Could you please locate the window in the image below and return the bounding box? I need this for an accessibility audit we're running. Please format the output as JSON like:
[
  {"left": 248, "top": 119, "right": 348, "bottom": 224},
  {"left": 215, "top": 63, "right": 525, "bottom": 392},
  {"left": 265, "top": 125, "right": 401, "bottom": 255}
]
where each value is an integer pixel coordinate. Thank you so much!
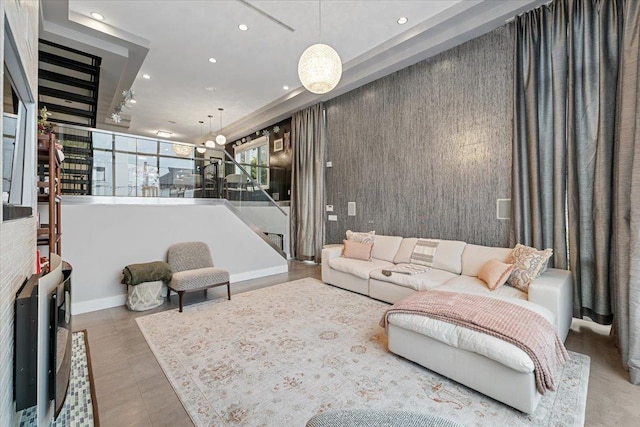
[
  {"left": 2, "top": 21, "right": 36, "bottom": 221},
  {"left": 234, "top": 136, "right": 269, "bottom": 188}
]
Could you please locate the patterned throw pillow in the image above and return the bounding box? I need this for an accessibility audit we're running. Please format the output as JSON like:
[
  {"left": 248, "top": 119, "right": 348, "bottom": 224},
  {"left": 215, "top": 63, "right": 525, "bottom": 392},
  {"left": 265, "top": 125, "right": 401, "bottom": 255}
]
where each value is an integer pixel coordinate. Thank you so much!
[
  {"left": 506, "top": 244, "right": 553, "bottom": 292},
  {"left": 345, "top": 230, "right": 375, "bottom": 244},
  {"left": 341, "top": 240, "right": 374, "bottom": 261},
  {"left": 478, "top": 259, "right": 515, "bottom": 291},
  {"left": 410, "top": 239, "right": 440, "bottom": 267}
]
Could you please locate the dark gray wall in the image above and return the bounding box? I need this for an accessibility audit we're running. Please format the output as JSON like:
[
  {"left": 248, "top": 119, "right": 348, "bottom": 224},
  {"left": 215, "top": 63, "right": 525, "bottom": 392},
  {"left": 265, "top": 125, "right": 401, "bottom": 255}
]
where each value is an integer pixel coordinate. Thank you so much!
[{"left": 325, "top": 26, "right": 513, "bottom": 247}]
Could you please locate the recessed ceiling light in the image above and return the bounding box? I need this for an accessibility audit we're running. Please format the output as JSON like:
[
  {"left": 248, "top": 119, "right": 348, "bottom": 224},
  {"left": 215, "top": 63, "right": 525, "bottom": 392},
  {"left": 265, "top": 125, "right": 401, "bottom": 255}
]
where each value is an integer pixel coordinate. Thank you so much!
[
  {"left": 90, "top": 12, "right": 105, "bottom": 21},
  {"left": 238, "top": 24, "right": 249, "bottom": 31},
  {"left": 208, "top": 57, "right": 217, "bottom": 63},
  {"left": 283, "top": 85, "right": 289, "bottom": 90},
  {"left": 156, "top": 131, "right": 172, "bottom": 138},
  {"left": 142, "top": 74, "right": 151, "bottom": 79},
  {"left": 205, "top": 86, "right": 215, "bottom": 91},
  {"left": 397, "top": 17, "right": 408, "bottom": 25}
]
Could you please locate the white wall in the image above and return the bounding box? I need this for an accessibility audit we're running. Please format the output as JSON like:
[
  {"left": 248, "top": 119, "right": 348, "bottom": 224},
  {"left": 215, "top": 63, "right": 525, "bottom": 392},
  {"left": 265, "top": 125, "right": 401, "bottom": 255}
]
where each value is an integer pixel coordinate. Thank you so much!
[
  {"left": 0, "top": 1, "right": 39, "bottom": 426},
  {"left": 229, "top": 203, "right": 290, "bottom": 256},
  {"left": 62, "top": 198, "right": 288, "bottom": 314}
]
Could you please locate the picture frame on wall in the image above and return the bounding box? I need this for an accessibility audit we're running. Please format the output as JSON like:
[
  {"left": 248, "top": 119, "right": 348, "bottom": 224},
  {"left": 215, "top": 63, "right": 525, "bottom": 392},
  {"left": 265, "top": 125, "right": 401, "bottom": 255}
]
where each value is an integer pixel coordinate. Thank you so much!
[
  {"left": 274, "top": 138, "right": 284, "bottom": 152},
  {"left": 284, "top": 132, "right": 291, "bottom": 152}
]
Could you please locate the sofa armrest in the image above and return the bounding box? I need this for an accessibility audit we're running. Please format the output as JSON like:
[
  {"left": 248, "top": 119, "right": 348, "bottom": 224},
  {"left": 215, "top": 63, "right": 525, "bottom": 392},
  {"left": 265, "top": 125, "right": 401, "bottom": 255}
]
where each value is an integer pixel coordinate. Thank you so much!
[
  {"left": 528, "top": 268, "right": 573, "bottom": 342},
  {"left": 322, "top": 245, "right": 343, "bottom": 284}
]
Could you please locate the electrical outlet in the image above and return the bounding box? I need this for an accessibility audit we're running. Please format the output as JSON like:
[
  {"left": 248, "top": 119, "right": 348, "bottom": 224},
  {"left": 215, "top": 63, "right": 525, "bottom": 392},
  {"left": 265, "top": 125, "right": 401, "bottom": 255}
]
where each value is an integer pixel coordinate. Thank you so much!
[
  {"left": 326, "top": 205, "right": 334, "bottom": 212},
  {"left": 326, "top": 161, "right": 333, "bottom": 167},
  {"left": 328, "top": 215, "right": 338, "bottom": 221}
]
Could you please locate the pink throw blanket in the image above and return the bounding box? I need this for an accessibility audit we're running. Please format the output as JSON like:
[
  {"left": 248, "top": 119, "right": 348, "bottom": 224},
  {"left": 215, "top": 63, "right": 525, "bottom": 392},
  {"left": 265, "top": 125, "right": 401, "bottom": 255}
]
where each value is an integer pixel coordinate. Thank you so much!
[{"left": 380, "top": 290, "right": 569, "bottom": 394}]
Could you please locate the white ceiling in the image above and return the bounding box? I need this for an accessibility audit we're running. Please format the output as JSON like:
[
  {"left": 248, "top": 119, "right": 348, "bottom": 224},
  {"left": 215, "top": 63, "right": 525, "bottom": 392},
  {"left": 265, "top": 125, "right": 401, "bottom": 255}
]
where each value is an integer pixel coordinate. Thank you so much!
[{"left": 40, "top": 0, "right": 547, "bottom": 145}]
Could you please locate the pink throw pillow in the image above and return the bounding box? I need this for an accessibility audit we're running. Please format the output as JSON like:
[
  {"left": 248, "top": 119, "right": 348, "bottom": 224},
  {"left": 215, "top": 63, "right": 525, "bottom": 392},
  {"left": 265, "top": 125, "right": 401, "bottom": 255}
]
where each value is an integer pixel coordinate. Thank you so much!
[
  {"left": 342, "top": 239, "right": 373, "bottom": 261},
  {"left": 478, "top": 259, "right": 515, "bottom": 291}
]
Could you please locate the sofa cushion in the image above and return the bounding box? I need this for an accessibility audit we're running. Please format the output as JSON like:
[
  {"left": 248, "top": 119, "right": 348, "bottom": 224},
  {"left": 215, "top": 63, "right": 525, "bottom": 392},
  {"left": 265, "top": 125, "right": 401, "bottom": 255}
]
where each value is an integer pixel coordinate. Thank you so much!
[
  {"left": 328, "top": 257, "right": 393, "bottom": 280},
  {"left": 370, "top": 265, "right": 457, "bottom": 291},
  {"left": 478, "top": 259, "right": 514, "bottom": 290},
  {"left": 461, "top": 244, "right": 513, "bottom": 277},
  {"left": 393, "top": 238, "right": 418, "bottom": 264},
  {"left": 346, "top": 230, "right": 375, "bottom": 243},
  {"left": 439, "top": 275, "right": 528, "bottom": 301},
  {"left": 506, "top": 244, "right": 553, "bottom": 293},
  {"left": 341, "top": 240, "right": 373, "bottom": 261},
  {"left": 432, "top": 240, "right": 467, "bottom": 274},
  {"left": 371, "top": 235, "right": 403, "bottom": 263}
]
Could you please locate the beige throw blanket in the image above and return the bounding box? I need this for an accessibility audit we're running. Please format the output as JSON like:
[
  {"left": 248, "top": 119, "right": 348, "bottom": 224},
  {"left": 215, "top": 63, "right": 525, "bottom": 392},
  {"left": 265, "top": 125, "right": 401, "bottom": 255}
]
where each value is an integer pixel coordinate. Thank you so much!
[{"left": 380, "top": 290, "right": 569, "bottom": 394}]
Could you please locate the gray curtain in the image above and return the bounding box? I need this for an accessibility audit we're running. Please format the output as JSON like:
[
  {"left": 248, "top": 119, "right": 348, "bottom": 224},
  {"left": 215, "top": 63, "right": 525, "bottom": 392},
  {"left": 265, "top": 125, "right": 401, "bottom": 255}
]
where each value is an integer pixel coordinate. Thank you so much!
[
  {"left": 511, "top": 1, "right": 569, "bottom": 271},
  {"left": 565, "top": 0, "right": 621, "bottom": 324},
  {"left": 290, "top": 103, "right": 326, "bottom": 263},
  {"left": 612, "top": 0, "right": 640, "bottom": 385},
  {"left": 514, "top": 0, "right": 640, "bottom": 384}
]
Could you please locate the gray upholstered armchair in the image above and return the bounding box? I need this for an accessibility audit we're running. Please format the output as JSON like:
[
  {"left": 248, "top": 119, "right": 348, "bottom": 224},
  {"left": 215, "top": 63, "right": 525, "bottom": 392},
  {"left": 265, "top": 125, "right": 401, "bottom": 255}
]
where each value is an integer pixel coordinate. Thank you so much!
[{"left": 166, "top": 241, "right": 230, "bottom": 312}]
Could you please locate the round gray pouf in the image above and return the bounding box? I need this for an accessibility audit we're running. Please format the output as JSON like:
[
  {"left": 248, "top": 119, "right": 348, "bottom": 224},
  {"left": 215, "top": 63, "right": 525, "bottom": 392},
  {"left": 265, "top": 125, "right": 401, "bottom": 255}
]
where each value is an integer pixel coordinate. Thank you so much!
[{"left": 305, "top": 409, "right": 465, "bottom": 427}]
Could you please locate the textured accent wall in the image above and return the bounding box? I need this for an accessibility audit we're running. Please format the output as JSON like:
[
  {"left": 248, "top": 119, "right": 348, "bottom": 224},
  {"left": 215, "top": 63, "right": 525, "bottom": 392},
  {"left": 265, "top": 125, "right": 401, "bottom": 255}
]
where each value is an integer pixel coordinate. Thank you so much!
[
  {"left": 1, "top": 1, "right": 39, "bottom": 426},
  {"left": 325, "top": 26, "right": 513, "bottom": 247}
]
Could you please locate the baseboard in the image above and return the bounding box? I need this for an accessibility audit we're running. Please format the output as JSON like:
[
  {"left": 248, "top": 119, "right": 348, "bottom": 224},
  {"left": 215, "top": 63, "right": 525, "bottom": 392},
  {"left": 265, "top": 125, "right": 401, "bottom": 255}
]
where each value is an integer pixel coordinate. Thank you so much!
[
  {"left": 72, "top": 294, "right": 127, "bottom": 315},
  {"left": 71, "top": 264, "right": 289, "bottom": 314},
  {"left": 229, "top": 264, "right": 288, "bottom": 282}
]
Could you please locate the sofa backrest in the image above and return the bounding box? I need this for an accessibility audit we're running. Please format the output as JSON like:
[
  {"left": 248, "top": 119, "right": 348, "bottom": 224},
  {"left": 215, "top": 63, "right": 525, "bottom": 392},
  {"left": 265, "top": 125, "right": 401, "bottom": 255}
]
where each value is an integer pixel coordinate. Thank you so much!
[
  {"left": 432, "top": 240, "right": 467, "bottom": 275},
  {"left": 371, "top": 235, "right": 403, "bottom": 262},
  {"left": 393, "top": 238, "right": 466, "bottom": 275},
  {"left": 461, "top": 244, "right": 513, "bottom": 277},
  {"left": 393, "top": 238, "right": 419, "bottom": 264}
]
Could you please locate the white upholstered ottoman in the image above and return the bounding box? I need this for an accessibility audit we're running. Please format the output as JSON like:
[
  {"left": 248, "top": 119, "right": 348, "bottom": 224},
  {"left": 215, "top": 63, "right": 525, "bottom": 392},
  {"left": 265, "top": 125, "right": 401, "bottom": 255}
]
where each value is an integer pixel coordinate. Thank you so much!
[{"left": 385, "top": 294, "right": 562, "bottom": 414}]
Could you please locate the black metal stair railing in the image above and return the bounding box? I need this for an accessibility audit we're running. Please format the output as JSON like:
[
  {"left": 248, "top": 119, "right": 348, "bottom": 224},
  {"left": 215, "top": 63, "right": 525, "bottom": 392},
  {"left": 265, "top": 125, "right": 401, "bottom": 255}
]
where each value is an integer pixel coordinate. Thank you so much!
[{"left": 38, "top": 39, "right": 101, "bottom": 195}]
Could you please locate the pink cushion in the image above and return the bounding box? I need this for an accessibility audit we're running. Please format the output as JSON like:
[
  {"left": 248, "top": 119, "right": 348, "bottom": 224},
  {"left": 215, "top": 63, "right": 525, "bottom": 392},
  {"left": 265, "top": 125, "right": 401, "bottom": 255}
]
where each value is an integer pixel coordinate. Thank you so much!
[
  {"left": 341, "top": 240, "right": 373, "bottom": 261},
  {"left": 478, "top": 259, "right": 514, "bottom": 291}
]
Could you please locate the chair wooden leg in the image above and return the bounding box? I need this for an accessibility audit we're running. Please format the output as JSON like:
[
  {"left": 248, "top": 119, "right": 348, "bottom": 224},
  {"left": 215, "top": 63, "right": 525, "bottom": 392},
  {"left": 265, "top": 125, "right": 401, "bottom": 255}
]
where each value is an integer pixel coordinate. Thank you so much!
[
  {"left": 226, "top": 282, "right": 231, "bottom": 300},
  {"left": 178, "top": 291, "right": 184, "bottom": 312},
  {"left": 166, "top": 287, "right": 171, "bottom": 300}
]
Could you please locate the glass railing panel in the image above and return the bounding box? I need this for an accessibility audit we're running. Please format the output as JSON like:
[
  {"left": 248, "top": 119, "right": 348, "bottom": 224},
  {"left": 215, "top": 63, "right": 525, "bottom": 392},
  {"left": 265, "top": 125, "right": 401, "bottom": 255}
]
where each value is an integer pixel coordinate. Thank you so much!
[
  {"left": 219, "top": 154, "right": 287, "bottom": 252},
  {"left": 51, "top": 123, "right": 288, "bottom": 254}
]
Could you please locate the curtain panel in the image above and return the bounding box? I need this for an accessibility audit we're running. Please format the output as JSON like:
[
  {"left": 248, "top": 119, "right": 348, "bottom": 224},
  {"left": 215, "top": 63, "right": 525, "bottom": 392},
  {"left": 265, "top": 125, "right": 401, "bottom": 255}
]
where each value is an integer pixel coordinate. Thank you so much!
[
  {"left": 612, "top": 0, "right": 640, "bottom": 385},
  {"left": 290, "top": 103, "right": 326, "bottom": 263},
  {"left": 513, "top": 0, "right": 639, "bottom": 384}
]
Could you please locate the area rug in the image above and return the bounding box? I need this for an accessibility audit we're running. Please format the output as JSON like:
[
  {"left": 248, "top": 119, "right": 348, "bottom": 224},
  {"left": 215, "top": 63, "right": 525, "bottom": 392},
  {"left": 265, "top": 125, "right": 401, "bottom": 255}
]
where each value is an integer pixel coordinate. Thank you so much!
[
  {"left": 136, "top": 278, "right": 589, "bottom": 427},
  {"left": 20, "top": 330, "right": 99, "bottom": 426}
]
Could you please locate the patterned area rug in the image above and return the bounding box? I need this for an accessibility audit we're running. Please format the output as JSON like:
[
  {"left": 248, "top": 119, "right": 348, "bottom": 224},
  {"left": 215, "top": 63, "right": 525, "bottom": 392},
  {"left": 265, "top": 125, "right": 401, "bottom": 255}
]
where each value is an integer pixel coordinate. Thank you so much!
[
  {"left": 136, "top": 278, "right": 589, "bottom": 427},
  {"left": 20, "top": 330, "right": 98, "bottom": 426}
]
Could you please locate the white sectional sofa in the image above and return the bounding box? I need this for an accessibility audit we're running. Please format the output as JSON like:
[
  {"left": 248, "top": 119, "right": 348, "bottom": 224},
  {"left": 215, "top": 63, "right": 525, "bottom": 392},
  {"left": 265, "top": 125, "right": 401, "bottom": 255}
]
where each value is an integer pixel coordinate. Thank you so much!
[{"left": 321, "top": 235, "right": 573, "bottom": 414}]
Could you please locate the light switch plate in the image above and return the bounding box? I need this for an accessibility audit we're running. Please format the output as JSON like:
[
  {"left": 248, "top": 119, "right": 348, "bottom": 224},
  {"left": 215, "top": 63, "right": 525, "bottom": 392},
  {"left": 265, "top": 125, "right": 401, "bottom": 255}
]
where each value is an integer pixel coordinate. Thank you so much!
[
  {"left": 326, "top": 161, "right": 333, "bottom": 167},
  {"left": 348, "top": 202, "right": 356, "bottom": 216},
  {"left": 326, "top": 205, "right": 334, "bottom": 212},
  {"left": 328, "top": 215, "right": 337, "bottom": 221}
]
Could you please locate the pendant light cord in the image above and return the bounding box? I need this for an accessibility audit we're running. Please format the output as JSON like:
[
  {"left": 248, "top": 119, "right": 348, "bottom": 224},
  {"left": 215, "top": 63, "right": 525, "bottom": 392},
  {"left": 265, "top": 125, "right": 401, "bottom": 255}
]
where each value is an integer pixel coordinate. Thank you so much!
[{"left": 318, "top": 0, "right": 322, "bottom": 43}]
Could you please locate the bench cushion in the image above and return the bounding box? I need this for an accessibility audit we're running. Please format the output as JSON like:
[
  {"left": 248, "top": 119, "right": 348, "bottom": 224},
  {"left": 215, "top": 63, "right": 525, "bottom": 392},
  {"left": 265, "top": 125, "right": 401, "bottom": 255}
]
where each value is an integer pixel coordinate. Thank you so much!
[
  {"left": 438, "top": 275, "right": 528, "bottom": 301},
  {"left": 328, "top": 257, "right": 393, "bottom": 280},
  {"left": 370, "top": 265, "right": 457, "bottom": 291}
]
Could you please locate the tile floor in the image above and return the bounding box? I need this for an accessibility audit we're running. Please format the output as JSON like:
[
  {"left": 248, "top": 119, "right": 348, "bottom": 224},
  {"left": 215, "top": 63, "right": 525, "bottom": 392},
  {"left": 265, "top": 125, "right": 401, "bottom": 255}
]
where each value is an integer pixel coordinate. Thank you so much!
[{"left": 74, "top": 261, "right": 639, "bottom": 427}]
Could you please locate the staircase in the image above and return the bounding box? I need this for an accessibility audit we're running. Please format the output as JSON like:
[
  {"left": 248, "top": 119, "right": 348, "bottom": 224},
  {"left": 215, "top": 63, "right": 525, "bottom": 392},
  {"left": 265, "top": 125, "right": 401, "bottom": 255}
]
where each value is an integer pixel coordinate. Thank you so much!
[{"left": 38, "top": 39, "right": 101, "bottom": 195}]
